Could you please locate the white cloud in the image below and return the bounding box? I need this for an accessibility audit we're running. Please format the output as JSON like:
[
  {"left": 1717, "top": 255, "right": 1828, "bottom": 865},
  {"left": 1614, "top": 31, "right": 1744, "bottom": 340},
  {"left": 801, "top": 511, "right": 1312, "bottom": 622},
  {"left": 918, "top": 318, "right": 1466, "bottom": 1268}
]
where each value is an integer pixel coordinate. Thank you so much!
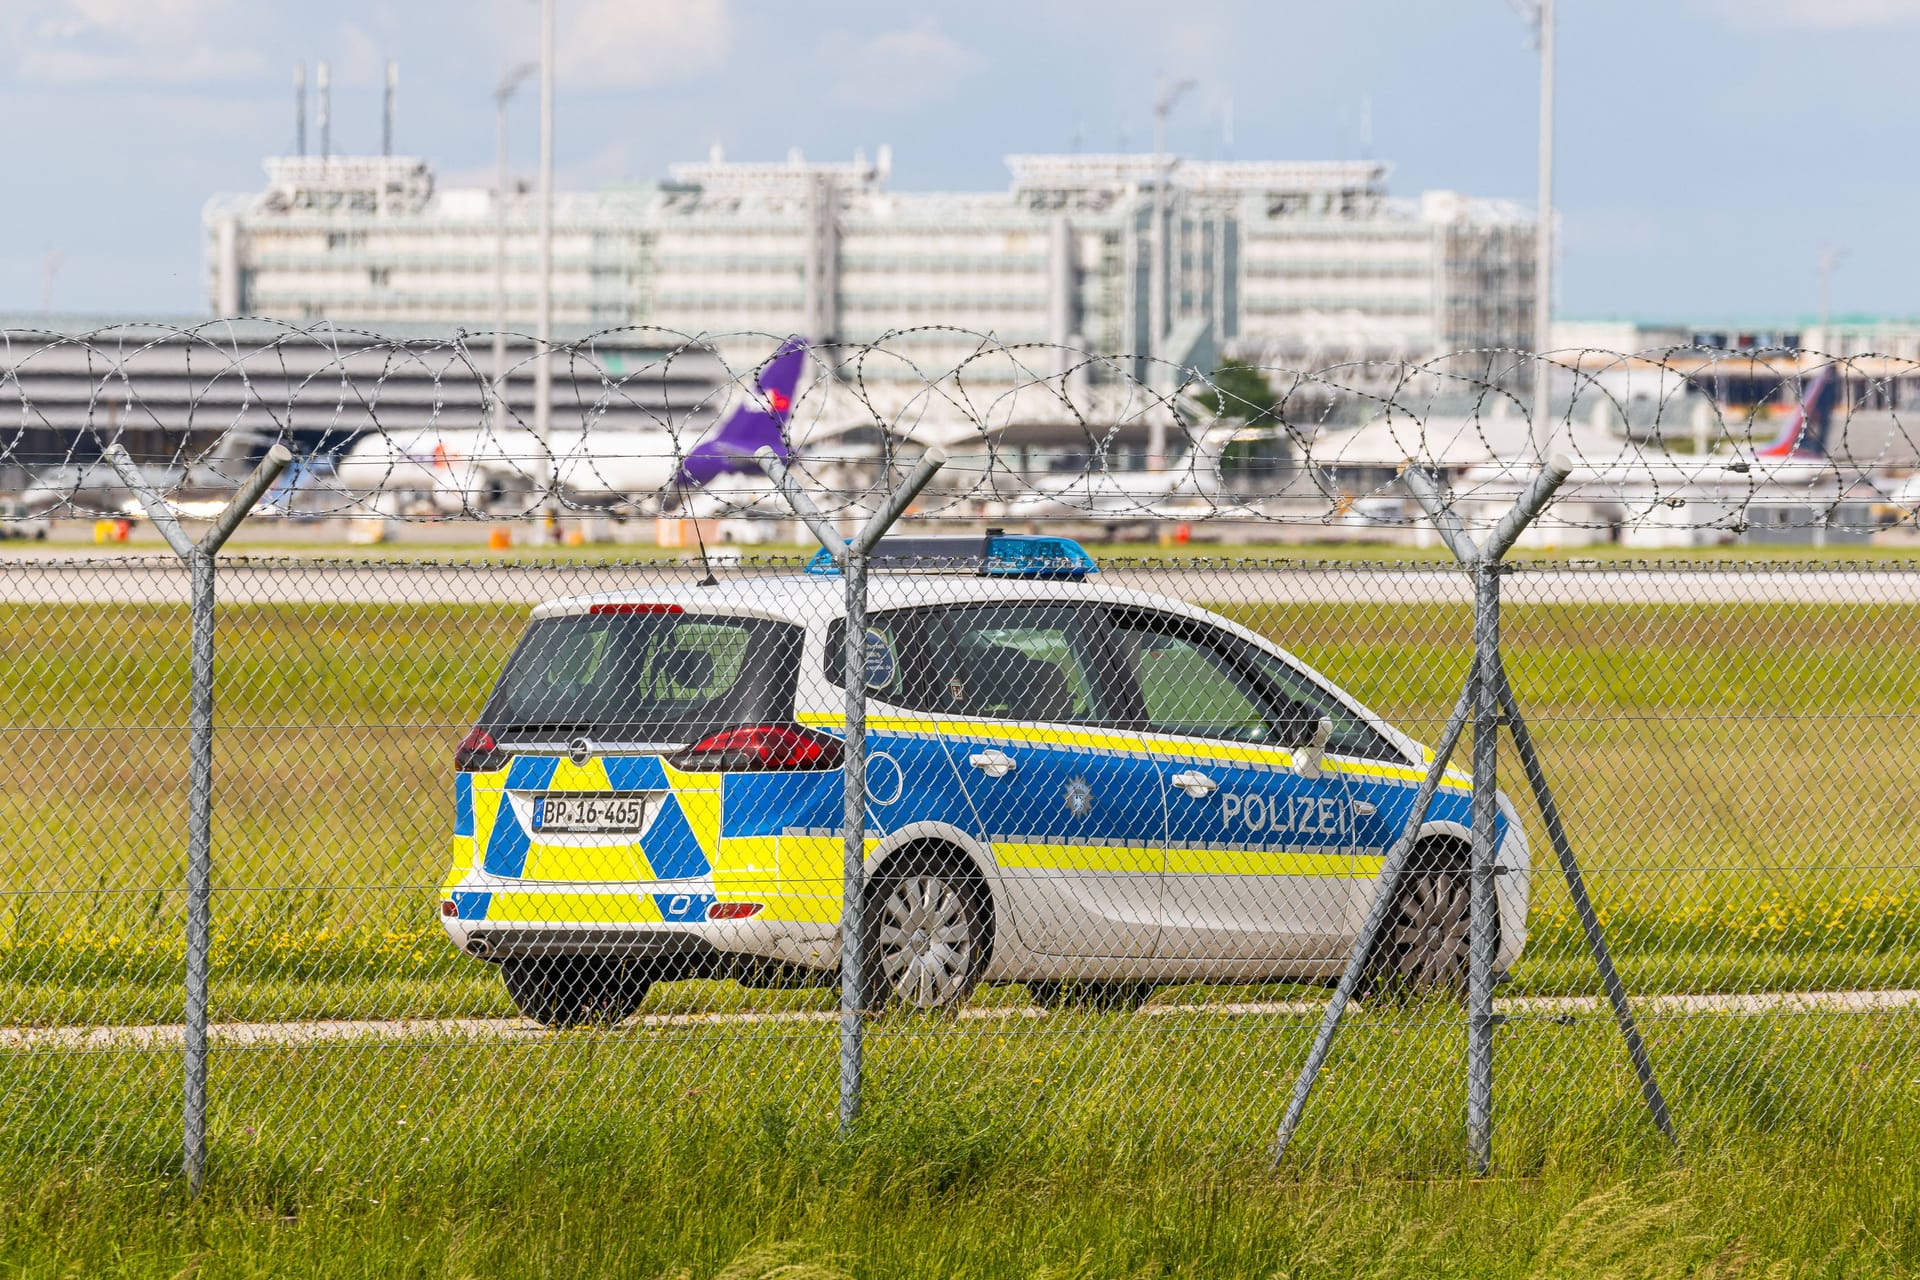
[
  {"left": 9, "top": 0, "right": 264, "bottom": 85},
  {"left": 1701, "top": 0, "right": 1920, "bottom": 26},
  {"left": 553, "top": 0, "right": 730, "bottom": 91},
  {"left": 822, "top": 18, "right": 984, "bottom": 111}
]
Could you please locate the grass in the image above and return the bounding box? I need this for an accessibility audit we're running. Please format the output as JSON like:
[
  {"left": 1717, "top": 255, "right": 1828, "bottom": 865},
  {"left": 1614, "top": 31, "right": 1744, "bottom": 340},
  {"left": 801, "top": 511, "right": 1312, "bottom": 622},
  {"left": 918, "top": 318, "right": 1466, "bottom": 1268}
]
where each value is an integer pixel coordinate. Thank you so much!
[
  {"left": 3, "top": 562, "right": 1919, "bottom": 1273},
  {"left": 1, "top": 1008, "right": 1916, "bottom": 1276},
  {"left": 3, "top": 577, "right": 1920, "bottom": 1025}
]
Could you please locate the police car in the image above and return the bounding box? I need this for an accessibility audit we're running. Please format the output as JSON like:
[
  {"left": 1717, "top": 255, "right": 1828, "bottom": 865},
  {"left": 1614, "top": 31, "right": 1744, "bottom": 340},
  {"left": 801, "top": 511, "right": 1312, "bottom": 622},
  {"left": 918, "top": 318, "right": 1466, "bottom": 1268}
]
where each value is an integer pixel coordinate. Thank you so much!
[{"left": 440, "top": 535, "right": 1530, "bottom": 1025}]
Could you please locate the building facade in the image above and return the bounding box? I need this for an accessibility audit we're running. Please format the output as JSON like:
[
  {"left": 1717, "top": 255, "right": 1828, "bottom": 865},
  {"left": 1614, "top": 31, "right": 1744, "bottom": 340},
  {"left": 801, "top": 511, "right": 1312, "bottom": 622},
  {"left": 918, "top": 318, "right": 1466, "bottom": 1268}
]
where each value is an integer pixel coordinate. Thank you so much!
[{"left": 205, "top": 149, "right": 1535, "bottom": 381}]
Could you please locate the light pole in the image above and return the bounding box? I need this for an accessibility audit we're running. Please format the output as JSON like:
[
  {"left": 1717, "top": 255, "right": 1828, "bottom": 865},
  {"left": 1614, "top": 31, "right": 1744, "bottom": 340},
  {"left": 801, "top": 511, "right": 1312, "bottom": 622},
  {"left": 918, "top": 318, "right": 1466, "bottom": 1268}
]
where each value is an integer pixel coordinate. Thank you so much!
[
  {"left": 534, "top": 0, "right": 556, "bottom": 527},
  {"left": 1511, "top": 0, "right": 1555, "bottom": 461},
  {"left": 1148, "top": 76, "right": 1196, "bottom": 468},
  {"left": 1816, "top": 245, "right": 1844, "bottom": 352},
  {"left": 493, "top": 62, "right": 537, "bottom": 436}
]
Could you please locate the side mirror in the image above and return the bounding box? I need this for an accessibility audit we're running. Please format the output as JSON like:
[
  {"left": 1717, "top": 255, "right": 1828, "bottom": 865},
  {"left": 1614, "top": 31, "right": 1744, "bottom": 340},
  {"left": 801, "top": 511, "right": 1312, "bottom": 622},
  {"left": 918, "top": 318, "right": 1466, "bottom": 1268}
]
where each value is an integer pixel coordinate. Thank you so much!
[{"left": 1293, "top": 715, "right": 1332, "bottom": 779}]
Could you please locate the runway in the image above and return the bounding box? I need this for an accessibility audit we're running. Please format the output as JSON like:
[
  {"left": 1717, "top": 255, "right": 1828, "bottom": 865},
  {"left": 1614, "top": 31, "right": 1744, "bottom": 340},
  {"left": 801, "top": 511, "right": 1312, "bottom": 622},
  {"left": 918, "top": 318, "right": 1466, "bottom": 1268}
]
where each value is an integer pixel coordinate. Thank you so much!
[{"left": 5, "top": 557, "right": 1918, "bottom": 607}]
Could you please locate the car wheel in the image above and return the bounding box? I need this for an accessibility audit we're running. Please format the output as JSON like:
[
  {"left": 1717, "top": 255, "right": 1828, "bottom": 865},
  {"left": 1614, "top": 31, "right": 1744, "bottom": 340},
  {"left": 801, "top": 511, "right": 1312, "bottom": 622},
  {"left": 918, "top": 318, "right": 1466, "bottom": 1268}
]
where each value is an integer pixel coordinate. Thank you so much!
[
  {"left": 500, "top": 955, "right": 651, "bottom": 1027},
  {"left": 1028, "top": 980, "right": 1155, "bottom": 1013},
  {"left": 1361, "top": 844, "right": 1474, "bottom": 1004},
  {"left": 862, "top": 852, "right": 989, "bottom": 1011}
]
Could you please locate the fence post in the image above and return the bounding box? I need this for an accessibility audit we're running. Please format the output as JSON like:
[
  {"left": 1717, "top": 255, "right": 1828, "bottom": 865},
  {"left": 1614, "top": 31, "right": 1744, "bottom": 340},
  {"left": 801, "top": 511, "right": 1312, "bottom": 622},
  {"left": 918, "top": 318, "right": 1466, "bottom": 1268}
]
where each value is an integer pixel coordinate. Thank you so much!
[
  {"left": 105, "top": 443, "right": 292, "bottom": 1195},
  {"left": 837, "top": 546, "right": 870, "bottom": 1127},
  {"left": 1467, "top": 558, "right": 1501, "bottom": 1174},
  {"left": 183, "top": 547, "right": 216, "bottom": 1188},
  {"left": 756, "top": 445, "right": 946, "bottom": 1131}
]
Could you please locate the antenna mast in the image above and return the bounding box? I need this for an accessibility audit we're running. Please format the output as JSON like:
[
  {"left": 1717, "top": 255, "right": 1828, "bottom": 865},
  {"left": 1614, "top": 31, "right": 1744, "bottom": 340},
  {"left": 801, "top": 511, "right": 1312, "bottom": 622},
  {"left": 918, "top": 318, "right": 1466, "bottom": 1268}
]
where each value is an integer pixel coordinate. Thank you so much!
[
  {"left": 317, "top": 61, "right": 331, "bottom": 164},
  {"left": 383, "top": 61, "right": 397, "bottom": 157},
  {"left": 294, "top": 63, "right": 306, "bottom": 156}
]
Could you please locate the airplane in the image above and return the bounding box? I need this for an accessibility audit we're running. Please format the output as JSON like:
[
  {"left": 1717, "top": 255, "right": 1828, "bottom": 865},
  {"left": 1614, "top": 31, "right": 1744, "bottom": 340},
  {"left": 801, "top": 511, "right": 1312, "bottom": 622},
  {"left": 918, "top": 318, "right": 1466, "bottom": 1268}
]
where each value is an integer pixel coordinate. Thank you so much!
[
  {"left": 1439, "top": 362, "right": 1892, "bottom": 544},
  {"left": 18, "top": 429, "right": 283, "bottom": 519},
  {"left": 996, "top": 413, "right": 1274, "bottom": 525},
  {"left": 329, "top": 337, "right": 811, "bottom": 516}
]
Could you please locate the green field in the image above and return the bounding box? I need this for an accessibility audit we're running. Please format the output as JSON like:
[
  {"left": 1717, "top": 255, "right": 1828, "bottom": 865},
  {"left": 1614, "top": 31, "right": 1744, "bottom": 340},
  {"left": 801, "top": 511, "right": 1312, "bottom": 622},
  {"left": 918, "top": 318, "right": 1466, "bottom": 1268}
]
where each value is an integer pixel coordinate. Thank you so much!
[
  {"left": 3, "top": 560, "right": 1919, "bottom": 1273},
  {"left": 2, "top": 1008, "right": 1916, "bottom": 1276},
  {"left": 4, "top": 575, "right": 1918, "bottom": 1021}
]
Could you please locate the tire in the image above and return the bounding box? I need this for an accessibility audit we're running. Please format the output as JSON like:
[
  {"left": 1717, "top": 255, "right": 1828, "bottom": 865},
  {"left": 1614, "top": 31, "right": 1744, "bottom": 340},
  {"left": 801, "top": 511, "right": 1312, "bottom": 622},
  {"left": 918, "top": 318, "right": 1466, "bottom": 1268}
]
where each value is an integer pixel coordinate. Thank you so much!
[
  {"left": 860, "top": 850, "right": 990, "bottom": 1011},
  {"left": 500, "top": 954, "right": 651, "bottom": 1027},
  {"left": 1359, "top": 843, "right": 1474, "bottom": 1004},
  {"left": 1028, "top": 980, "right": 1155, "bottom": 1013}
]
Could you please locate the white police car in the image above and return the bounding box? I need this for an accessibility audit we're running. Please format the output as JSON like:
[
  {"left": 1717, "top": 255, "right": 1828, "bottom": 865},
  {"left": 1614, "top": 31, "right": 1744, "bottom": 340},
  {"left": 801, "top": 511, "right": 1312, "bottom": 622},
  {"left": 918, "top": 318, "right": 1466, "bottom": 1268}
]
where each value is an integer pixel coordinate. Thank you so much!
[{"left": 440, "top": 535, "right": 1530, "bottom": 1024}]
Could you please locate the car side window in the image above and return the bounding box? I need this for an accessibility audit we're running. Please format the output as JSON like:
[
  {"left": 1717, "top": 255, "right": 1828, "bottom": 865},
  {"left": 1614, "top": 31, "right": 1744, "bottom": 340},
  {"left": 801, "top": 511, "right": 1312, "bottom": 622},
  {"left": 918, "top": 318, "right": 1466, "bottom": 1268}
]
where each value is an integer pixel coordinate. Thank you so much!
[
  {"left": 1112, "top": 614, "right": 1316, "bottom": 744},
  {"left": 1229, "top": 635, "right": 1406, "bottom": 764},
  {"left": 931, "top": 603, "right": 1109, "bottom": 723},
  {"left": 827, "top": 602, "right": 1110, "bottom": 725}
]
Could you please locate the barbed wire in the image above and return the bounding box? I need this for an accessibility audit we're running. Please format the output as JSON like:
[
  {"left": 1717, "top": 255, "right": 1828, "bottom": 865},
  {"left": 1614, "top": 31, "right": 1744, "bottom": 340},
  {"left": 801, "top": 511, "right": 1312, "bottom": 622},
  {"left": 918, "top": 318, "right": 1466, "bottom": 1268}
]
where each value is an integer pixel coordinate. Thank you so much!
[{"left": 3, "top": 321, "right": 1915, "bottom": 536}]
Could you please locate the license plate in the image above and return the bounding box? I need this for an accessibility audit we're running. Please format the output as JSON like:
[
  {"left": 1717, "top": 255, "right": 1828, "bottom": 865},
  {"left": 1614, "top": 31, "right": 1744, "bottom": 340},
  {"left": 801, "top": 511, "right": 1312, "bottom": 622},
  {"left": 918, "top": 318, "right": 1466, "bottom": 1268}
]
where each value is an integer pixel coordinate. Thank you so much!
[{"left": 532, "top": 792, "right": 652, "bottom": 834}]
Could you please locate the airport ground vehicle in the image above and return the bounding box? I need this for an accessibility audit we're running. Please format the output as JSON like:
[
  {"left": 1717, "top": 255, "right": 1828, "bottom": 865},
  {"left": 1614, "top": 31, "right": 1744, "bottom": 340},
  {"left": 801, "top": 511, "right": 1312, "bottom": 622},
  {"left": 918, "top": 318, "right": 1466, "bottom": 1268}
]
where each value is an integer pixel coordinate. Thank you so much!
[{"left": 439, "top": 536, "right": 1531, "bottom": 1025}]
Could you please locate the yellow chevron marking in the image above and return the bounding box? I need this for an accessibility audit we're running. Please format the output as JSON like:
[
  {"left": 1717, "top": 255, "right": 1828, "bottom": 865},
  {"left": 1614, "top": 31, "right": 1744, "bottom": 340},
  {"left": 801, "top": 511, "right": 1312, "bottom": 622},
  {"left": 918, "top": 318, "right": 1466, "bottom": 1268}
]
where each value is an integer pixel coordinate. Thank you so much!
[
  {"left": 484, "top": 890, "right": 667, "bottom": 925},
  {"left": 545, "top": 757, "right": 609, "bottom": 792},
  {"left": 441, "top": 835, "right": 477, "bottom": 892},
  {"left": 519, "top": 840, "right": 655, "bottom": 883}
]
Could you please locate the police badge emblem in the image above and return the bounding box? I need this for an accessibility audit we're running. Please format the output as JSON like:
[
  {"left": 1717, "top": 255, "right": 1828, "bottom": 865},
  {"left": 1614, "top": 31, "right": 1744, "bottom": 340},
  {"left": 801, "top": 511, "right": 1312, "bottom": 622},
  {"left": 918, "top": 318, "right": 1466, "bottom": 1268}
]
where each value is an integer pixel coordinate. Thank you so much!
[{"left": 1063, "top": 776, "right": 1094, "bottom": 818}]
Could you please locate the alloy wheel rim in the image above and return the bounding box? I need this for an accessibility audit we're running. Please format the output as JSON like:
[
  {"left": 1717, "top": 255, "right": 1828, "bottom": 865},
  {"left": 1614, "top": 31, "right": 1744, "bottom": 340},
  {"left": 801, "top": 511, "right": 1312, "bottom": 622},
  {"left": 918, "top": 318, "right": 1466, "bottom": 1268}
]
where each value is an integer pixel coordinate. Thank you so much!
[
  {"left": 876, "top": 874, "right": 973, "bottom": 1008},
  {"left": 1391, "top": 869, "right": 1469, "bottom": 987}
]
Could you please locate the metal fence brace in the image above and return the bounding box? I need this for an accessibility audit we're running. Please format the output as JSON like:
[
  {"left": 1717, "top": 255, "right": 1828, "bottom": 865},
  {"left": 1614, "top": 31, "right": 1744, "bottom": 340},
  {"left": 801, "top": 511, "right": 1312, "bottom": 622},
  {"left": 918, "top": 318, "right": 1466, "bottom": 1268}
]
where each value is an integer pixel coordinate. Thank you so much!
[{"left": 1272, "top": 454, "right": 1675, "bottom": 1173}]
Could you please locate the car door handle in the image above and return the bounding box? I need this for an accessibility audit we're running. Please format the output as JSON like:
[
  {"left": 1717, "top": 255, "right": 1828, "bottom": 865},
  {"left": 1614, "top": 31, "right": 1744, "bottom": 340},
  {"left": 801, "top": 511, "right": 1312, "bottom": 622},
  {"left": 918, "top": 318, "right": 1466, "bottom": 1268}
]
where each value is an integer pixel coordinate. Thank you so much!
[
  {"left": 1170, "top": 770, "right": 1218, "bottom": 798},
  {"left": 1350, "top": 799, "right": 1378, "bottom": 816},
  {"left": 968, "top": 748, "right": 1018, "bottom": 780}
]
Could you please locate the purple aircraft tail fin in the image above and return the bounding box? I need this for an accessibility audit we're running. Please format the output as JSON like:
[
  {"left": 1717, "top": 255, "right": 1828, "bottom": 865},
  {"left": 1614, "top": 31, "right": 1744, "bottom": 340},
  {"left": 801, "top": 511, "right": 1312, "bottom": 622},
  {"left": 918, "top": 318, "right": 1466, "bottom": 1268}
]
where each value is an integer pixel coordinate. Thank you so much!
[
  {"left": 677, "top": 337, "right": 809, "bottom": 489},
  {"left": 1757, "top": 363, "right": 1840, "bottom": 459}
]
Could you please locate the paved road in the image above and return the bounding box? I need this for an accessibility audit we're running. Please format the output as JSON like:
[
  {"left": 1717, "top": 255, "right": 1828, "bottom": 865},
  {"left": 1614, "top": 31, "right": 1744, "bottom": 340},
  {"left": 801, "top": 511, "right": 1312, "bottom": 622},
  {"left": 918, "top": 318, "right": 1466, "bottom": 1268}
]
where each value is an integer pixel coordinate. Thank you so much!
[
  {"left": 6, "top": 560, "right": 1920, "bottom": 606},
  {"left": 6, "top": 987, "right": 1915, "bottom": 1051}
]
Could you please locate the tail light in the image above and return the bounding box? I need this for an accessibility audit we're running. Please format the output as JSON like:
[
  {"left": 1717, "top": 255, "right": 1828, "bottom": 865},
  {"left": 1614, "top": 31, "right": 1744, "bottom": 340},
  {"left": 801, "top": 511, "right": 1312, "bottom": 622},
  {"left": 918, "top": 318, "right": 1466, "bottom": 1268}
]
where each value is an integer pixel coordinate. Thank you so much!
[
  {"left": 706, "top": 901, "right": 764, "bottom": 921},
  {"left": 455, "top": 726, "right": 507, "bottom": 773},
  {"left": 671, "top": 724, "right": 842, "bottom": 773}
]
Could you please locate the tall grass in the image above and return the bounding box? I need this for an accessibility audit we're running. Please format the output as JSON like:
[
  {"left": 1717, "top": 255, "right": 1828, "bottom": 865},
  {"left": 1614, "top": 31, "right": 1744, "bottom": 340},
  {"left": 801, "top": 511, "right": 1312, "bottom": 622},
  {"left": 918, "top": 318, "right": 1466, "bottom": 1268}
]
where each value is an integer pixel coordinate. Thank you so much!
[{"left": 1, "top": 1009, "right": 1915, "bottom": 1276}]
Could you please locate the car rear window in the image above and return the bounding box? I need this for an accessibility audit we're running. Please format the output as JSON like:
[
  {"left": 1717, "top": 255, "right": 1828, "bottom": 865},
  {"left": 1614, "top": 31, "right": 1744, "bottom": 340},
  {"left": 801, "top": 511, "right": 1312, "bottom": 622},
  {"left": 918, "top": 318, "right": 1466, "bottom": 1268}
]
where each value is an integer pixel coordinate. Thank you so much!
[{"left": 479, "top": 611, "right": 802, "bottom": 742}]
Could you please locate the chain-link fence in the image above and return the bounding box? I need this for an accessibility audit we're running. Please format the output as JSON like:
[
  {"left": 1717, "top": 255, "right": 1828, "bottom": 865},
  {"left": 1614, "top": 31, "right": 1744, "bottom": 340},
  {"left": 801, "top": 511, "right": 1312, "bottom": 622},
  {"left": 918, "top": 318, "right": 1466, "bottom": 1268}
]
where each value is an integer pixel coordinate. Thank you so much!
[
  {"left": 3, "top": 326, "right": 1917, "bottom": 1190},
  {"left": 4, "top": 550, "right": 1916, "bottom": 1184}
]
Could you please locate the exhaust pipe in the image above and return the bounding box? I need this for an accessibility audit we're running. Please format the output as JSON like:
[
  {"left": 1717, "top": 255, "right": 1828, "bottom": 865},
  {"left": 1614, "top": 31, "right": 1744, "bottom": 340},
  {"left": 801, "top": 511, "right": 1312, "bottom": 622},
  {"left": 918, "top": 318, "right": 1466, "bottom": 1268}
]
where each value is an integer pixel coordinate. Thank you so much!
[{"left": 465, "top": 935, "right": 495, "bottom": 960}]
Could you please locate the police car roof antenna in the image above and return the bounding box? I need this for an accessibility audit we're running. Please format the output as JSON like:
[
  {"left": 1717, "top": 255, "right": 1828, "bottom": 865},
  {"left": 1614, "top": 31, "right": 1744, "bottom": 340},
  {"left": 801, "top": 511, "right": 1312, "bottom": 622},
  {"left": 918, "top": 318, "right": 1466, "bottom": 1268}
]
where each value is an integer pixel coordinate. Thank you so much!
[
  {"left": 1271, "top": 454, "right": 1677, "bottom": 1176},
  {"left": 756, "top": 443, "right": 949, "bottom": 1133},
  {"left": 103, "top": 441, "right": 295, "bottom": 1198},
  {"left": 672, "top": 476, "right": 720, "bottom": 587}
]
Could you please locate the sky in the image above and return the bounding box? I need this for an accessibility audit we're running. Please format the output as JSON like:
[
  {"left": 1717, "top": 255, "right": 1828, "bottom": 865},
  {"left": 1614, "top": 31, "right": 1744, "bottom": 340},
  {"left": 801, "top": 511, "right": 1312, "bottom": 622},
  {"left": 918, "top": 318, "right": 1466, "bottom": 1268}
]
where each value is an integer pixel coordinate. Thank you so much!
[{"left": 4, "top": 0, "right": 1920, "bottom": 325}]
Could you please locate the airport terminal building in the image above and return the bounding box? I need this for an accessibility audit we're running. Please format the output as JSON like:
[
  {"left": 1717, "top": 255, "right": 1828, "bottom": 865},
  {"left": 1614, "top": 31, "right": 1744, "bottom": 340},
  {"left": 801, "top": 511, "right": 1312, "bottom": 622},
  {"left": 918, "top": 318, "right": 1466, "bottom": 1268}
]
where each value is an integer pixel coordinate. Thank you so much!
[{"left": 203, "top": 149, "right": 1536, "bottom": 381}]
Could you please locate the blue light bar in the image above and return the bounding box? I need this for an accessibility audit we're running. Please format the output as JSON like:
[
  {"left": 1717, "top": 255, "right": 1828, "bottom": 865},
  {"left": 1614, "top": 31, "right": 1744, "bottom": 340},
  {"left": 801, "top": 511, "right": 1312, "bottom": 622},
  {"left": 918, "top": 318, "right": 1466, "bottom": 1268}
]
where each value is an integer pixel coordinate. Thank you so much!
[
  {"left": 804, "top": 532, "right": 1098, "bottom": 580},
  {"left": 981, "top": 534, "right": 1099, "bottom": 580}
]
